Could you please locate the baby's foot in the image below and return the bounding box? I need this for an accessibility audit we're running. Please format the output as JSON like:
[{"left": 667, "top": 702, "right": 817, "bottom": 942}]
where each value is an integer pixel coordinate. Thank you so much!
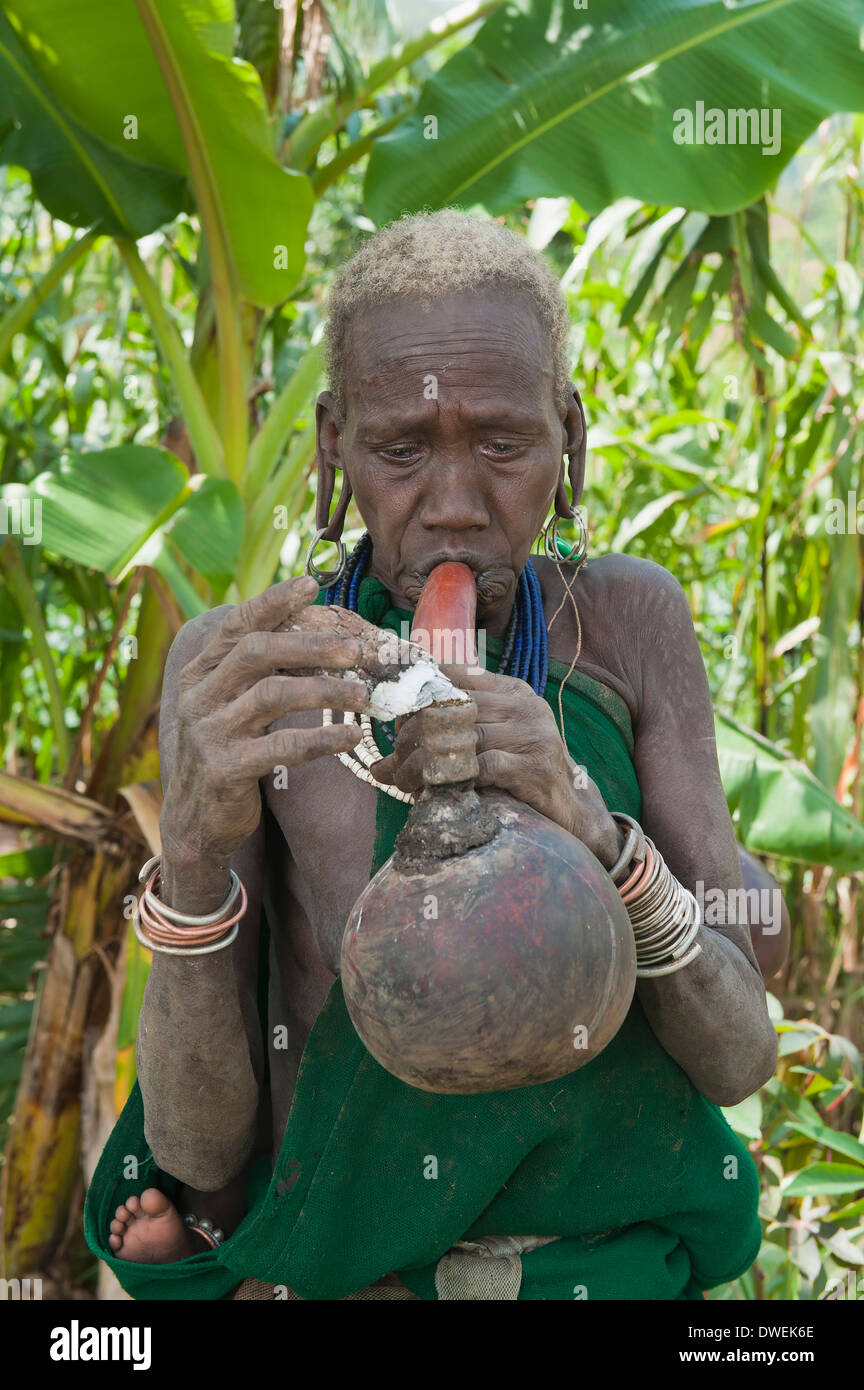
[{"left": 108, "top": 1188, "right": 201, "bottom": 1264}]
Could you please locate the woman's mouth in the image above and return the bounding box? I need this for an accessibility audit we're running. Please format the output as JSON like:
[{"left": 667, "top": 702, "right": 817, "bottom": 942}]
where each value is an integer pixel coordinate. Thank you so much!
[{"left": 403, "top": 561, "right": 514, "bottom": 609}]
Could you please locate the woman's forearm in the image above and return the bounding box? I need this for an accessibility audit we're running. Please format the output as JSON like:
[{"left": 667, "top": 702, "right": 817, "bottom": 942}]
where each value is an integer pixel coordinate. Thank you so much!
[
  {"left": 136, "top": 850, "right": 260, "bottom": 1191},
  {"left": 635, "top": 928, "right": 778, "bottom": 1107},
  {"left": 138, "top": 951, "right": 259, "bottom": 1189}
]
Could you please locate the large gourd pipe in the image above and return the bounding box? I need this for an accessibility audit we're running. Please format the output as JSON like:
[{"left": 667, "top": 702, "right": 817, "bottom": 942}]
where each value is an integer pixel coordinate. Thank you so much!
[{"left": 340, "top": 561, "right": 637, "bottom": 1093}]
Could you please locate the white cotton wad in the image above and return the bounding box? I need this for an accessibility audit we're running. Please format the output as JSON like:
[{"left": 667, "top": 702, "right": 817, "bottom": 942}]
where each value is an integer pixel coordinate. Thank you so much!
[
  {"left": 284, "top": 605, "right": 470, "bottom": 716},
  {"left": 361, "top": 660, "right": 470, "bottom": 720}
]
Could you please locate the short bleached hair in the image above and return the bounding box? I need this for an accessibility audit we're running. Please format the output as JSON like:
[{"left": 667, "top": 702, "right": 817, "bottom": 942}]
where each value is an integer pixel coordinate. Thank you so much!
[{"left": 324, "top": 210, "right": 572, "bottom": 420}]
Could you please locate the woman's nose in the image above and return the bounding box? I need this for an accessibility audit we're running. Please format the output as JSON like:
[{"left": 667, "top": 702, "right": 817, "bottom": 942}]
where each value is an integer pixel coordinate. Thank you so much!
[{"left": 415, "top": 456, "right": 491, "bottom": 533}]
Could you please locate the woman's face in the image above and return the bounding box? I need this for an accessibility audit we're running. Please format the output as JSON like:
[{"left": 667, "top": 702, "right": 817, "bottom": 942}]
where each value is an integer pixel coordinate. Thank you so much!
[{"left": 318, "top": 288, "right": 582, "bottom": 636}]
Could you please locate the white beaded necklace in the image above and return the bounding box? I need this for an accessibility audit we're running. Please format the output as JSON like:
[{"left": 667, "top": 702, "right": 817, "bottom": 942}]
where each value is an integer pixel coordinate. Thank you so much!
[{"left": 322, "top": 708, "right": 415, "bottom": 804}]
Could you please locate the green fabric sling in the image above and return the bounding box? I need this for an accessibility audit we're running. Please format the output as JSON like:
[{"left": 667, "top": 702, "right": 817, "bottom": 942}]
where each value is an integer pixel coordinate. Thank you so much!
[{"left": 84, "top": 576, "right": 761, "bottom": 1300}]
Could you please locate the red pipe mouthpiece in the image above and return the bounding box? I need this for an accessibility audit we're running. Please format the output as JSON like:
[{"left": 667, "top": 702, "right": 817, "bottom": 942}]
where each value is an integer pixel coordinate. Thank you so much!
[{"left": 410, "top": 561, "right": 478, "bottom": 667}]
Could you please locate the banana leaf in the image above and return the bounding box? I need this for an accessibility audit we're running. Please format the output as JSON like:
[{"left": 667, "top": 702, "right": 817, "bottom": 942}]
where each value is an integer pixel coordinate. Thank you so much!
[
  {"left": 28, "top": 446, "right": 243, "bottom": 613},
  {"left": 715, "top": 711, "right": 864, "bottom": 872},
  {"left": 366, "top": 0, "right": 864, "bottom": 223},
  {"left": 0, "top": 14, "right": 185, "bottom": 238},
  {"left": 1, "top": 0, "right": 313, "bottom": 303}
]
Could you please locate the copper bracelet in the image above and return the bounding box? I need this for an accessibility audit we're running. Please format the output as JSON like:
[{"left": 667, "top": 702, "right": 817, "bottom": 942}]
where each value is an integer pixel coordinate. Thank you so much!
[{"left": 133, "top": 855, "right": 247, "bottom": 956}]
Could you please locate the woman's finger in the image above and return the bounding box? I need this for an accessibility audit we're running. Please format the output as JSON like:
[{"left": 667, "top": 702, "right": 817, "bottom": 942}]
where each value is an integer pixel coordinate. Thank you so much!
[
  {"left": 186, "top": 575, "right": 320, "bottom": 678},
  {"left": 371, "top": 748, "right": 424, "bottom": 793},
  {"left": 475, "top": 749, "right": 523, "bottom": 792},
  {"left": 439, "top": 664, "right": 530, "bottom": 696}
]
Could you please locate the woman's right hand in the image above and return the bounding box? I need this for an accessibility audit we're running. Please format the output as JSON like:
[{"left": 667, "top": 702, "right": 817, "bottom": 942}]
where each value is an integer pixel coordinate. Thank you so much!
[{"left": 159, "top": 575, "right": 366, "bottom": 907}]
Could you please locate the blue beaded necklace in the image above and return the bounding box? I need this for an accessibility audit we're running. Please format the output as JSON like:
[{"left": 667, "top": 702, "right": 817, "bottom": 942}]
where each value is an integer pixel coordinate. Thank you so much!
[{"left": 324, "top": 533, "right": 549, "bottom": 701}]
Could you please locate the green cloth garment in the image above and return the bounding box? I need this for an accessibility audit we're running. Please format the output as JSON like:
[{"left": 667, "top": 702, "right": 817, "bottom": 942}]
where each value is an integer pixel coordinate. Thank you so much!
[{"left": 84, "top": 577, "right": 761, "bottom": 1299}]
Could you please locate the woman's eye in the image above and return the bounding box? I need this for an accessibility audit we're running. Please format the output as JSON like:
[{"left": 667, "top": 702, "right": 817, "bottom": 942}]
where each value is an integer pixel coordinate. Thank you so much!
[{"left": 382, "top": 444, "right": 419, "bottom": 460}]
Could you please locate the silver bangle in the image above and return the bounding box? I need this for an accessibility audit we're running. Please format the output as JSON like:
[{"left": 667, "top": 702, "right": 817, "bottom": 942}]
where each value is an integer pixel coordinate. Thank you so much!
[
  {"left": 623, "top": 836, "right": 704, "bottom": 978},
  {"left": 635, "top": 892, "right": 701, "bottom": 964},
  {"left": 607, "top": 812, "right": 646, "bottom": 884},
  {"left": 139, "top": 853, "right": 240, "bottom": 927},
  {"left": 637, "top": 913, "right": 702, "bottom": 968},
  {"left": 637, "top": 940, "right": 703, "bottom": 978},
  {"left": 133, "top": 912, "right": 240, "bottom": 957}
]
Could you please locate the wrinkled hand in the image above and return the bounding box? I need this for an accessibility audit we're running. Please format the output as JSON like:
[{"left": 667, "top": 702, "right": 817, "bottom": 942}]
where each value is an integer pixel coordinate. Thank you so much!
[
  {"left": 161, "top": 575, "right": 367, "bottom": 870},
  {"left": 372, "top": 666, "right": 624, "bottom": 870}
]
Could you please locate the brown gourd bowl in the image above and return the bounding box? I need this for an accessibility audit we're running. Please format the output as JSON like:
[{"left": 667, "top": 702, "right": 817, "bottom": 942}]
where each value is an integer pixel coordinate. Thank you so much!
[{"left": 341, "top": 792, "right": 637, "bottom": 1094}]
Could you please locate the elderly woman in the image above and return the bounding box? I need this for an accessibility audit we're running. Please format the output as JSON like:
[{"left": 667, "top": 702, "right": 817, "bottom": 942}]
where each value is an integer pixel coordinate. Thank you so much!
[{"left": 86, "top": 211, "right": 778, "bottom": 1301}]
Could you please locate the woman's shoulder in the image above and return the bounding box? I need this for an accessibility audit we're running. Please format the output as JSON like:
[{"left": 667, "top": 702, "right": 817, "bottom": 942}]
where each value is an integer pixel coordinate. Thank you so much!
[
  {"left": 534, "top": 551, "right": 687, "bottom": 612},
  {"left": 533, "top": 553, "right": 692, "bottom": 722}
]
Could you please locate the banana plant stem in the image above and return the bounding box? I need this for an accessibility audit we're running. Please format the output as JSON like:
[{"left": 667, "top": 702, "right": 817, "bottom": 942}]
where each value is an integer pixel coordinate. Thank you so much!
[
  {"left": 115, "top": 239, "right": 225, "bottom": 478},
  {"left": 0, "top": 539, "right": 71, "bottom": 774}
]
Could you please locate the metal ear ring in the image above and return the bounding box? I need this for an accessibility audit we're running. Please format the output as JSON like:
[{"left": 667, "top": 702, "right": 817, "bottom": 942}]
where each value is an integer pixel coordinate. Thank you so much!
[
  {"left": 570, "top": 506, "right": 589, "bottom": 566},
  {"left": 542, "top": 509, "right": 588, "bottom": 567},
  {"left": 542, "top": 514, "right": 559, "bottom": 561},
  {"left": 305, "top": 527, "right": 347, "bottom": 586}
]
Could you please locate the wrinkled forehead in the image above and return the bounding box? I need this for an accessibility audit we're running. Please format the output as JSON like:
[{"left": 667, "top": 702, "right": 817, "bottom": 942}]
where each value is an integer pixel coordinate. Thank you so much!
[{"left": 341, "top": 288, "right": 557, "bottom": 416}]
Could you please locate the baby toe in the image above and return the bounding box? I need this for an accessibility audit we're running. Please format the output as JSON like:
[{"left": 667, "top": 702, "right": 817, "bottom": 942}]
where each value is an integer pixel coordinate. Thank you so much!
[{"left": 139, "top": 1187, "right": 172, "bottom": 1217}]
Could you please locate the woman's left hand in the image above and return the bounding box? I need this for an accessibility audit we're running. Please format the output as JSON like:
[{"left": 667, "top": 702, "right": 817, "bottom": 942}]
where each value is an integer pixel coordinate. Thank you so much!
[{"left": 371, "top": 666, "right": 624, "bottom": 870}]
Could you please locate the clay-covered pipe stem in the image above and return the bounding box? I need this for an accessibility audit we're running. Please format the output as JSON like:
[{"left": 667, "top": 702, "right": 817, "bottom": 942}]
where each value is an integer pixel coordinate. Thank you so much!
[{"left": 418, "top": 700, "right": 480, "bottom": 787}]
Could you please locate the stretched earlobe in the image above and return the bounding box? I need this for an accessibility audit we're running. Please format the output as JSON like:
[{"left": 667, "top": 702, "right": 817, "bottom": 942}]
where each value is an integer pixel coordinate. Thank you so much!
[
  {"left": 315, "top": 392, "right": 353, "bottom": 541},
  {"left": 557, "top": 386, "right": 587, "bottom": 517},
  {"left": 316, "top": 468, "right": 353, "bottom": 542}
]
